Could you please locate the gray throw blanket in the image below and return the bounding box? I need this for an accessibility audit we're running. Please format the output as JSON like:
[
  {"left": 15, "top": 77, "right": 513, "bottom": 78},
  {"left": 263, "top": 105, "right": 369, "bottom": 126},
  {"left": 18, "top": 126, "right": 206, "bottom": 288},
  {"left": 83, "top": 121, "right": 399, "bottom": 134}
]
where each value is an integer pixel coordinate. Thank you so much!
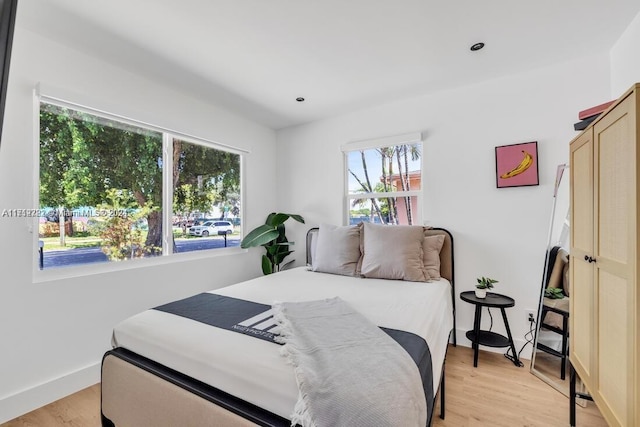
[{"left": 272, "top": 297, "right": 427, "bottom": 427}]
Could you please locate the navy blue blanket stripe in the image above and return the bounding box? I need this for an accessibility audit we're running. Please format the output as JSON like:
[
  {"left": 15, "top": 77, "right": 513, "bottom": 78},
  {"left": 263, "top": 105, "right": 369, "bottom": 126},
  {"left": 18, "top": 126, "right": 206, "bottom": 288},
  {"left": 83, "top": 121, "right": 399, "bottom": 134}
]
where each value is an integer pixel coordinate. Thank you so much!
[
  {"left": 154, "top": 292, "right": 433, "bottom": 421},
  {"left": 155, "top": 293, "right": 279, "bottom": 342},
  {"left": 382, "top": 327, "right": 434, "bottom": 420}
]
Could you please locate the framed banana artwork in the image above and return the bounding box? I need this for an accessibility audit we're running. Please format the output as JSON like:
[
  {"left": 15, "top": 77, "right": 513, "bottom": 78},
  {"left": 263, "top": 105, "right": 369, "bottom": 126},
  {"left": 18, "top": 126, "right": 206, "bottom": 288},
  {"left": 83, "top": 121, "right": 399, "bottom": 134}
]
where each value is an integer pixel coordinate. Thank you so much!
[{"left": 495, "top": 141, "right": 539, "bottom": 188}]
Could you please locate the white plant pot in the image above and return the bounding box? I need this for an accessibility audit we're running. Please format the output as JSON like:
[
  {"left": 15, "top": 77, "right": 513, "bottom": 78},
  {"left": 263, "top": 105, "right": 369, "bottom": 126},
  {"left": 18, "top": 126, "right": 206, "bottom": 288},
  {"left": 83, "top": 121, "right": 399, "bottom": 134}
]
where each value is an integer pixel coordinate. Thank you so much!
[{"left": 475, "top": 288, "right": 487, "bottom": 298}]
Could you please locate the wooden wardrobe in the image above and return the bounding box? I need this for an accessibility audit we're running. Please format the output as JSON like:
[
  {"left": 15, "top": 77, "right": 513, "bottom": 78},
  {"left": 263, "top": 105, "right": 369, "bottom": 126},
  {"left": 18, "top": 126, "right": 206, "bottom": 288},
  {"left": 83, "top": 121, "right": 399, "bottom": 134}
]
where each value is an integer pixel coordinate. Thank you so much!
[{"left": 569, "top": 83, "right": 639, "bottom": 427}]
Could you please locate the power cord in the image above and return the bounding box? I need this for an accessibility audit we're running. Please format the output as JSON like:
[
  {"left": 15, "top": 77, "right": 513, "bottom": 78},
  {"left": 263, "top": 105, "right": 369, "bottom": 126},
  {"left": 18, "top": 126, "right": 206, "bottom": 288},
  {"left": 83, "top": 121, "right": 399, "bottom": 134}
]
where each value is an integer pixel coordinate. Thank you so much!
[
  {"left": 485, "top": 307, "right": 527, "bottom": 367},
  {"left": 487, "top": 307, "right": 493, "bottom": 331},
  {"left": 504, "top": 314, "right": 536, "bottom": 367}
]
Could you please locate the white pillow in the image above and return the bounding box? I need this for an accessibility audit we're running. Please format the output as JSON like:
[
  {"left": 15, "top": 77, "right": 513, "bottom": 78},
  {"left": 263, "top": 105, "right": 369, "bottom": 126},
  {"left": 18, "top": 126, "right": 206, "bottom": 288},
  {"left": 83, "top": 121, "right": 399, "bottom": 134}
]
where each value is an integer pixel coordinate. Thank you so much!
[
  {"left": 312, "top": 223, "right": 362, "bottom": 276},
  {"left": 360, "top": 223, "right": 427, "bottom": 282}
]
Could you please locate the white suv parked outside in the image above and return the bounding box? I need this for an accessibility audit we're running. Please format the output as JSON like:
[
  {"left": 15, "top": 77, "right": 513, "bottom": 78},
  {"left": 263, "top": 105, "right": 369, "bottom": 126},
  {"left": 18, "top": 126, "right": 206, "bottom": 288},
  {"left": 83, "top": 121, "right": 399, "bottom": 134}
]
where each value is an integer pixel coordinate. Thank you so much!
[{"left": 188, "top": 220, "right": 233, "bottom": 237}]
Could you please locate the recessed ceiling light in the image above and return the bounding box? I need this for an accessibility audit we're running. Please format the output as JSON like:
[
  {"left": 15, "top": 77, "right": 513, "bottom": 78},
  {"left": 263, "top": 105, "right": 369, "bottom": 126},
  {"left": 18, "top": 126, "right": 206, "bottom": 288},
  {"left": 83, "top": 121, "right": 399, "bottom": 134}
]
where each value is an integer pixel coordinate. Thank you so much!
[
  {"left": 470, "top": 42, "right": 485, "bottom": 52},
  {"left": 296, "top": 97, "right": 305, "bottom": 102}
]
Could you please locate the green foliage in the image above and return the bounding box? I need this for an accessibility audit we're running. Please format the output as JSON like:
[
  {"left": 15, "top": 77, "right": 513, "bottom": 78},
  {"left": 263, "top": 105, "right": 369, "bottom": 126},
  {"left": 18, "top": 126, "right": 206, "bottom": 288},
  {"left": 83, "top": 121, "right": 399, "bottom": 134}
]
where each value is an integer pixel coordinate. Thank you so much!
[
  {"left": 39, "top": 106, "right": 241, "bottom": 254},
  {"left": 90, "top": 189, "right": 158, "bottom": 261},
  {"left": 241, "top": 212, "right": 305, "bottom": 275},
  {"left": 242, "top": 224, "right": 280, "bottom": 248},
  {"left": 476, "top": 276, "right": 499, "bottom": 289},
  {"left": 172, "top": 139, "right": 241, "bottom": 219},
  {"left": 544, "top": 287, "right": 565, "bottom": 299}
]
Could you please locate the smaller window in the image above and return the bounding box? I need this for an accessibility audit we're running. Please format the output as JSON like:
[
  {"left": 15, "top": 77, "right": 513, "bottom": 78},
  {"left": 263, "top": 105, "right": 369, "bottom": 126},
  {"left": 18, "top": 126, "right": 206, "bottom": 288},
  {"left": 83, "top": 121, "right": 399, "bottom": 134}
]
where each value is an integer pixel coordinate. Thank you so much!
[{"left": 344, "top": 136, "right": 422, "bottom": 226}]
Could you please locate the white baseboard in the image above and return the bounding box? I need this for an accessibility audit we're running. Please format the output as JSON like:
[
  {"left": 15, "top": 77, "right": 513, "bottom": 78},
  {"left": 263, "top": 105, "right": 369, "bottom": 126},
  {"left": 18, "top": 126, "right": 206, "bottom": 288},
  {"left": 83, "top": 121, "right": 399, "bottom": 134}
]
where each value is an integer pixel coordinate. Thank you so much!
[
  {"left": 454, "top": 328, "right": 534, "bottom": 361},
  {"left": 0, "top": 361, "right": 101, "bottom": 424}
]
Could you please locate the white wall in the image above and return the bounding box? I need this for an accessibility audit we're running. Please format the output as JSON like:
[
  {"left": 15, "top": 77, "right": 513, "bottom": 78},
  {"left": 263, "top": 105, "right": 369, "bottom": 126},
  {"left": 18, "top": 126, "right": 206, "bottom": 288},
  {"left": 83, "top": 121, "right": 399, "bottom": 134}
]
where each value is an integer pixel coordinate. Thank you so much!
[
  {"left": 276, "top": 54, "right": 610, "bottom": 358},
  {"left": 0, "top": 16, "right": 277, "bottom": 426},
  {"left": 611, "top": 10, "right": 640, "bottom": 97}
]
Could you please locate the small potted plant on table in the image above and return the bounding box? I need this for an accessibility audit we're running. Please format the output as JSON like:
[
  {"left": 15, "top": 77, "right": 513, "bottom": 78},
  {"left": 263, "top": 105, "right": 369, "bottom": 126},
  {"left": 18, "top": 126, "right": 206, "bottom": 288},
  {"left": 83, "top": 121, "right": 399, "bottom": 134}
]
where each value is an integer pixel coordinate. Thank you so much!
[{"left": 475, "top": 276, "right": 499, "bottom": 298}]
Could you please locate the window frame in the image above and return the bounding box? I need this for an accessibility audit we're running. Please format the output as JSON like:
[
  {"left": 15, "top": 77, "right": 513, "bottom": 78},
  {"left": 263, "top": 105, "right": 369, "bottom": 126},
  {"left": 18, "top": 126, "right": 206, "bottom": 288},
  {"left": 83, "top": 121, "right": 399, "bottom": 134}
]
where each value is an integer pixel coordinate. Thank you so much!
[
  {"left": 341, "top": 132, "right": 423, "bottom": 226},
  {"left": 33, "top": 87, "right": 248, "bottom": 282}
]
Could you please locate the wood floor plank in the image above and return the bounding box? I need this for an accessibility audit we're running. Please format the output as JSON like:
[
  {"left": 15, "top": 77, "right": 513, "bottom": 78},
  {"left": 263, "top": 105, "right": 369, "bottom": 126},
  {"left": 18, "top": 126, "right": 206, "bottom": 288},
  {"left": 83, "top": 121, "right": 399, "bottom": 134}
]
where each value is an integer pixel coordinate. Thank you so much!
[
  {"left": 432, "top": 345, "right": 606, "bottom": 427},
  {"left": 1, "top": 345, "right": 606, "bottom": 426}
]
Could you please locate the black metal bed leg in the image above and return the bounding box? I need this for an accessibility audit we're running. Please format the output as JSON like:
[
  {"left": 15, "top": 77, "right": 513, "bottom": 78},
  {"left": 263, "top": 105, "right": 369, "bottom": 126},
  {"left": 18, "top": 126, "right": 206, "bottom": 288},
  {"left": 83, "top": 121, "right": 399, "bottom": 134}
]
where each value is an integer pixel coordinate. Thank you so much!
[
  {"left": 452, "top": 308, "right": 457, "bottom": 347},
  {"left": 570, "top": 362, "right": 576, "bottom": 427},
  {"left": 439, "top": 361, "right": 445, "bottom": 420},
  {"left": 101, "top": 411, "right": 115, "bottom": 427}
]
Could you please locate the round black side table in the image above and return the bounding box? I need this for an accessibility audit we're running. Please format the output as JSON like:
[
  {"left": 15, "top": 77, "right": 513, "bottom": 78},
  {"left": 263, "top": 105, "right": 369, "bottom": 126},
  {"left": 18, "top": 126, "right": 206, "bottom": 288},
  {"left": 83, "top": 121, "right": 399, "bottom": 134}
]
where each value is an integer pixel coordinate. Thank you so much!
[{"left": 460, "top": 291, "right": 522, "bottom": 367}]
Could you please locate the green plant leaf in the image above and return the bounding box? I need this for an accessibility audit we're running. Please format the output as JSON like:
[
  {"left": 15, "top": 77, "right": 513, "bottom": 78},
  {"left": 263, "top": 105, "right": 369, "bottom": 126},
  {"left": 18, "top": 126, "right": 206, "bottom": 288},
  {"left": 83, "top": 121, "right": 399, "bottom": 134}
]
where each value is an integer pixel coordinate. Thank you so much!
[
  {"left": 265, "top": 212, "right": 277, "bottom": 225},
  {"left": 244, "top": 212, "right": 305, "bottom": 275},
  {"left": 268, "top": 213, "right": 290, "bottom": 226},
  {"left": 266, "top": 244, "right": 283, "bottom": 255},
  {"left": 275, "top": 223, "right": 287, "bottom": 240},
  {"left": 274, "top": 250, "right": 293, "bottom": 265},
  {"left": 287, "top": 214, "right": 305, "bottom": 224},
  {"left": 267, "top": 213, "right": 305, "bottom": 226},
  {"left": 261, "top": 255, "right": 273, "bottom": 275},
  {"left": 241, "top": 225, "right": 279, "bottom": 248},
  {"left": 544, "top": 287, "right": 564, "bottom": 299}
]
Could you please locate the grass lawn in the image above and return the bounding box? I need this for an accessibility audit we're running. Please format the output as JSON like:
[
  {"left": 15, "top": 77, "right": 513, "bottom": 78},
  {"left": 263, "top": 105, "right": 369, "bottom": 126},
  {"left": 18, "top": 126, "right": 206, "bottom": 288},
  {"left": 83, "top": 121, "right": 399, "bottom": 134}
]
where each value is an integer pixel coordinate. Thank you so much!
[{"left": 40, "top": 236, "right": 102, "bottom": 251}]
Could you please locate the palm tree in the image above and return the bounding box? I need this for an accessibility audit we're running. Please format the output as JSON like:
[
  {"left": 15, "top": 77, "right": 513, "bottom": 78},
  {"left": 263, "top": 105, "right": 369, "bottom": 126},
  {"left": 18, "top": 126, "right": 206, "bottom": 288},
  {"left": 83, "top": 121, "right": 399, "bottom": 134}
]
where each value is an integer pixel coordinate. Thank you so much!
[
  {"left": 377, "top": 147, "right": 398, "bottom": 224},
  {"left": 348, "top": 150, "right": 385, "bottom": 223},
  {"left": 350, "top": 182, "right": 392, "bottom": 224},
  {"left": 348, "top": 145, "right": 420, "bottom": 225},
  {"left": 395, "top": 144, "right": 421, "bottom": 225}
]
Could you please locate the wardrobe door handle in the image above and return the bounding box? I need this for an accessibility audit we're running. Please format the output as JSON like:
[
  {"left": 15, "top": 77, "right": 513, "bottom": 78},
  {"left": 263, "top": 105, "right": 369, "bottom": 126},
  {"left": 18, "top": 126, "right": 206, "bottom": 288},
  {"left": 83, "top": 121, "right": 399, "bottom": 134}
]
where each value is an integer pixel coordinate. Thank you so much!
[{"left": 584, "top": 255, "right": 596, "bottom": 263}]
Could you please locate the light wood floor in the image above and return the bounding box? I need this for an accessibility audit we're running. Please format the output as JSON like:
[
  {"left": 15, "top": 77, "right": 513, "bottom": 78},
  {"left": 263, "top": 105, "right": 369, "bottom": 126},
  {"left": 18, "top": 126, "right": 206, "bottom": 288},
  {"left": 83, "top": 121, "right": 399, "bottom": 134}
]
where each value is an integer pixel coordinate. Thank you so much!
[{"left": 2, "top": 345, "right": 606, "bottom": 427}]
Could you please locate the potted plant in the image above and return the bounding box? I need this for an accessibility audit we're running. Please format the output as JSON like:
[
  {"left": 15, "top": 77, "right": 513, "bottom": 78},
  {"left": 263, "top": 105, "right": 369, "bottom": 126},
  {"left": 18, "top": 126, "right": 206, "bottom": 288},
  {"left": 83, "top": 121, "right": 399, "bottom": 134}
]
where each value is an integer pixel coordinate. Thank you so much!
[
  {"left": 241, "top": 212, "right": 305, "bottom": 275},
  {"left": 475, "top": 276, "right": 499, "bottom": 298},
  {"left": 544, "top": 287, "right": 565, "bottom": 299}
]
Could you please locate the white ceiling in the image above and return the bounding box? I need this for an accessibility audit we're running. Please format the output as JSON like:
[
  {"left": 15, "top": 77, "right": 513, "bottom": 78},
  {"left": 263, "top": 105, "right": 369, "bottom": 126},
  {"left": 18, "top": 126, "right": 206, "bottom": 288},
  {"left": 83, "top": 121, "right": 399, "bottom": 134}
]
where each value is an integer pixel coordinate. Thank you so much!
[{"left": 18, "top": 0, "right": 640, "bottom": 130}]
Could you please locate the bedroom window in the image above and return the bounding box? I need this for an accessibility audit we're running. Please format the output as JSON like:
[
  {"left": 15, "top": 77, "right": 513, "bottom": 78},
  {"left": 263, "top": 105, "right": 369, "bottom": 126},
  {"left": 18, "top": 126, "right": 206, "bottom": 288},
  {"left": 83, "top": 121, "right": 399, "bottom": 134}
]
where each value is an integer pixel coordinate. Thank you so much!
[
  {"left": 172, "top": 138, "right": 241, "bottom": 254},
  {"left": 37, "top": 99, "right": 243, "bottom": 271},
  {"left": 343, "top": 133, "right": 422, "bottom": 226}
]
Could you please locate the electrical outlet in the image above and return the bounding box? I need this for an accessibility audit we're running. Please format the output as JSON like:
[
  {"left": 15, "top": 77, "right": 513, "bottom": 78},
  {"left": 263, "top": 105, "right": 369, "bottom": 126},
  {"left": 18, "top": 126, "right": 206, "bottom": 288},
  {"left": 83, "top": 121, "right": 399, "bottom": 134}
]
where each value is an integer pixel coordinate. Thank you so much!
[{"left": 525, "top": 309, "right": 536, "bottom": 323}]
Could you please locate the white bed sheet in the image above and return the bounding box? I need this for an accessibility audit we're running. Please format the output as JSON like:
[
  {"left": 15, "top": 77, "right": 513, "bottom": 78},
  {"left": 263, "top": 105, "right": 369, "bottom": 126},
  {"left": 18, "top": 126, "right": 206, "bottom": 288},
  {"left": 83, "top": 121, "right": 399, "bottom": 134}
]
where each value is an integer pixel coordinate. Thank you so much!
[{"left": 112, "top": 267, "right": 454, "bottom": 421}]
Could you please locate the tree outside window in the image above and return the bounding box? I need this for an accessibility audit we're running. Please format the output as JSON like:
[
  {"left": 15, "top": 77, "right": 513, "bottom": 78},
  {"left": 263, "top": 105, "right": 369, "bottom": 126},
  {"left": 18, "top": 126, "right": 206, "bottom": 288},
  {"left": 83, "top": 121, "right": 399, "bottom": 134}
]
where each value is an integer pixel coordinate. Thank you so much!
[
  {"left": 39, "top": 102, "right": 242, "bottom": 270},
  {"left": 346, "top": 142, "right": 422, "bottom": 226}
]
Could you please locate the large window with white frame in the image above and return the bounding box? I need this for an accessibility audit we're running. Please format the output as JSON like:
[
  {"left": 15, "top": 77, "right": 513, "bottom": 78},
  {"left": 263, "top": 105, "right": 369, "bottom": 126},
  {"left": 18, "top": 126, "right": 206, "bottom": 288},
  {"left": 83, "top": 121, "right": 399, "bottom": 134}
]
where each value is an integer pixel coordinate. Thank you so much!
[
  {"left": 36, "top": 98, "right": 243, "bottom": 271},
  {"left": 343, "top": 133, "right": 422, "bottom": 226}
]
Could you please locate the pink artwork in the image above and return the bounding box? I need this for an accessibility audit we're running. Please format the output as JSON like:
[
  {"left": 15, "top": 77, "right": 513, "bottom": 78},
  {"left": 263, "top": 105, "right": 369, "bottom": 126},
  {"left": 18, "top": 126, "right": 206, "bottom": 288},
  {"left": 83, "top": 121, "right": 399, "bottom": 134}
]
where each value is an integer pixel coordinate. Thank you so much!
[{"left": 495, "top": 141, "right": 539, "bottom": 188}]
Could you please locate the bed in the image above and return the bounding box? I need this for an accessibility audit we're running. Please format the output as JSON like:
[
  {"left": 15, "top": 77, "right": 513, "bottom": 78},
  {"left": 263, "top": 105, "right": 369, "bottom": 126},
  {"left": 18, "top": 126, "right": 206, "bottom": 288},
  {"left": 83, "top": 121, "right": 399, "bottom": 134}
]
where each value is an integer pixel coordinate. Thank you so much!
[{"left": 101, "top": 225, "right": 456, "bottom": 427}]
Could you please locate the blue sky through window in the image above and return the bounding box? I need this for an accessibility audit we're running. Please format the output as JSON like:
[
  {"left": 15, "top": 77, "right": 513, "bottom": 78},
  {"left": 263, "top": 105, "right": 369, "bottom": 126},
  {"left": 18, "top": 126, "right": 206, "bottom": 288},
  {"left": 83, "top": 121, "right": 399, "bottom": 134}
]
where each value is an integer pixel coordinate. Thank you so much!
[{"left": 347, "top": 146, "right": 421, "bottom": 193}]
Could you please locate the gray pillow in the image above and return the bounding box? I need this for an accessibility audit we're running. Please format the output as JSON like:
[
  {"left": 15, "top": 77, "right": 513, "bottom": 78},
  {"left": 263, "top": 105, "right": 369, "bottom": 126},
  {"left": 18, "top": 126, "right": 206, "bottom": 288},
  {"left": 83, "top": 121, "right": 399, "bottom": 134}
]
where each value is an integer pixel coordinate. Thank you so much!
[
  {"left": 312, "top": 223, "right": 362, "bottom": 276},
  {"left": 423, "top": 234, "right": 445, "bottom": 280},
  {"left": 360, "top": 223, "right": 427, "bottom": 282}
]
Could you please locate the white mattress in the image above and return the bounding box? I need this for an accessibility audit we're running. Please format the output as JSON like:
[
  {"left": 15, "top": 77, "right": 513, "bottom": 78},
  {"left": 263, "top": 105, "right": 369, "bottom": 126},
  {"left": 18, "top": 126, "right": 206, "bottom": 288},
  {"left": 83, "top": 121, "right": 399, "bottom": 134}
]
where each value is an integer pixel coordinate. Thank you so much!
[{"left": 112, "top": 267, "right": 454, "bottom": 421}]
